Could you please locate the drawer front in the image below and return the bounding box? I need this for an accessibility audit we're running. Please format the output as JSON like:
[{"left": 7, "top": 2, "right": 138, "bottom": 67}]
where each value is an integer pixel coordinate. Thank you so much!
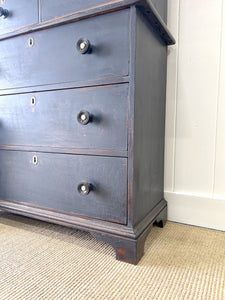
[
  {"left": 0, "top": 0, "right": 38, "bottom": 36},
  {"left": 0, "top": 151, "right": 127, "bottom": 224},
  {"left": 41, "top": 0, "right": 110, "bottom": 22},
  {"left": 0, "top": 10, "right": 129, "bottom": 90},
  {"left": 0, "top": 84, "right": 128, "bottom": 151}
]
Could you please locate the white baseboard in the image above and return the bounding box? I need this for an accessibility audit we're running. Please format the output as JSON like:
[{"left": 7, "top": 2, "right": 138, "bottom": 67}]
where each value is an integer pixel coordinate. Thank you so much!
[{"left": 164, "top": 191, "right": 225, "bottom": 231}]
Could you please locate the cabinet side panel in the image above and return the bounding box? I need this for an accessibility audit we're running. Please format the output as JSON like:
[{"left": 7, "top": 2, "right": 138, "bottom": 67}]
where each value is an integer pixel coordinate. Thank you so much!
[{"left": 133, "top": 10, "right": 167, "bottom": 226}]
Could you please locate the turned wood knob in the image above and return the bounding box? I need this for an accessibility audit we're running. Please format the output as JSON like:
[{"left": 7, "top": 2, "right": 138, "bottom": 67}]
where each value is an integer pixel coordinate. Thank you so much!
[
  {"left": 76, "top": 38, "right": 91, "bottom": 54},
  {"left": 77, "top": 110, "right": 92, "bottom": 125},
  {"left": 0, "top": 7, "right": 8, "bottom": 18},
  {"left": 77, "top": 182, "right": 92, "bottom": 195}
]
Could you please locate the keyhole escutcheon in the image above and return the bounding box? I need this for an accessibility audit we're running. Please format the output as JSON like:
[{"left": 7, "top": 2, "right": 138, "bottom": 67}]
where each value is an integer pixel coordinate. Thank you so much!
[
  {"left": 31, "top": 96, "right": 36, "bottom": 106},
  {"left": 28, "top": 37, "right": 34, "bottom": 47},
  {"left": 32, "top": 155, "right": 38, "bottom": 165}
]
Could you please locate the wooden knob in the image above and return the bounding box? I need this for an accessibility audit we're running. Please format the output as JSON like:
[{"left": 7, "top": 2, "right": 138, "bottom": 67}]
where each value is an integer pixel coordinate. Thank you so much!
[
  {"left": 77, "top": 110, "right": 91, "bottom": 125},
  {"left": 76, "top": 38, "right": 91, "bottom": 54},
  {"left": 0, "top": 7, "right": 8, "bottom": 18},
  {"left": 77, "top": 182, "right": 92, "bottom": 195}
]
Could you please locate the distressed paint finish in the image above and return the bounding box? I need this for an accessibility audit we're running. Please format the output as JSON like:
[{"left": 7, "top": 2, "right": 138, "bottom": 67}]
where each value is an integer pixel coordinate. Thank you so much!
[
  {"left": 0, "top": 150, "right": 127, "bottom": 224},
  {"left": 0, "top": 0, "right": 174, "bottom": 45},
  {"left": 133, "top": 10, "right": 168, "bottom": 226},
  {"left": 0, "top": 84, "right": 128, "bottom": 151},
  {"left": 0, "top": 10, "right": 129, "bottom": 90},
  {"left": 0, "top": 1, "right": 174, "bottom": 264},
  {"left": 40, "top": 0, "right": 111, "bottom": 21},
  {"left": 0, "top": 0, "right": 38, "bottom": 35},
  {"left": 41, "top": 0, "right": 168, "bottom": 23}
]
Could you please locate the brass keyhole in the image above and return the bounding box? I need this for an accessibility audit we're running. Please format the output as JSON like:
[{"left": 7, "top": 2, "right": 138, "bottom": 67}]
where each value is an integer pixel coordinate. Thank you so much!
[
  {"left": 32, "top": 155, "right": 38, "bottom": 165},
  {"left": 28, "top": 37, "right": 34, "bottom": 47},
  {"left": 31, "top": 96, "right": 36, "bottom": 106}
]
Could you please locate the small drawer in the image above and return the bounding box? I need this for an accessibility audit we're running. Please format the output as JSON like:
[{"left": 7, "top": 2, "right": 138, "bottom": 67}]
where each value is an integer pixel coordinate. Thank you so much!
[
  {"left": 0, "top": 151, "right": 127, "bottom": 224},
  {"left": 41, "top": 0, "right": 110, "bottom": 22},
  {"left": 0, "top": 84, "right": 128, "bottom": 151},
  {"left": 0, "top": 0, "right": 38, "bottom": 36},
  {"left": 0, "top": 9, "right": 129, "bottom": 90}
]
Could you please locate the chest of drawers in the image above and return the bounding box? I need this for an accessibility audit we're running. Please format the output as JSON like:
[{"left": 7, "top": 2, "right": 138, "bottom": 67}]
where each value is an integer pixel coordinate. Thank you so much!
[{"left": 0, "top": 0, "right": 175, "bottom": 264}]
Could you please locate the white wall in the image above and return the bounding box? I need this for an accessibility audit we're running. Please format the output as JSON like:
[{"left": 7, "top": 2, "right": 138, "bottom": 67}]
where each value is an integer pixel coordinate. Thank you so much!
[{"left": 165, "top": 0, "right": 225, "bottom": 231}]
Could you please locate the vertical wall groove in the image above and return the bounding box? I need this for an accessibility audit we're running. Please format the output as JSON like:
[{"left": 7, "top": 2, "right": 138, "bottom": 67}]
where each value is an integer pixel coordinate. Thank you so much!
[
  {"left": 164, "top": 0, "right": 180, "bottom": 192},
  {"left": 165, "top": 0, "right": 225, "bottom": 230},
  {"left": 212, "top": 0, "right": 224, "bottom": 197},
  {"left": 172, "top": 0, "right": 181, "bottom": 192}
]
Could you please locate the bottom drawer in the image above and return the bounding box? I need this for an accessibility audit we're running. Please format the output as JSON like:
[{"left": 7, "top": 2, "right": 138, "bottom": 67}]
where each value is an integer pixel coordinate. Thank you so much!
[{"left": 0, "top": 151, "right": 127, "bottom": 224}]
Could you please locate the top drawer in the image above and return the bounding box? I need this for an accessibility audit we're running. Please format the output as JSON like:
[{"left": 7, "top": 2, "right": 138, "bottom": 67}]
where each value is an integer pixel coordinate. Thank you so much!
[
  {"left": 0, "top": 0, "right": 38, "bottom": 36},
  {"left": 40, "top": 0, "right": 168, "bottom": 23},
  {"left": 0, "top": 9, "right": 129, "bottom": 91},
  {"left": 40, "top": 0, "right": 110, "bottom": 22}
]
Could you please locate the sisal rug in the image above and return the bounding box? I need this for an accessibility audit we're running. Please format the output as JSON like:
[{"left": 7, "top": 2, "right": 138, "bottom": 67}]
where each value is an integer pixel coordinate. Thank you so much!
[{"left": 0, "top": 212, "right": 224, "bottom": 300}]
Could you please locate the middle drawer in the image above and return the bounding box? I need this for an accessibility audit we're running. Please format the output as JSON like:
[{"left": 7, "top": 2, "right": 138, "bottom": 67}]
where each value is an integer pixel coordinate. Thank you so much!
[{"left": 0, "top": 84, "right": 128, "bottom": 151}]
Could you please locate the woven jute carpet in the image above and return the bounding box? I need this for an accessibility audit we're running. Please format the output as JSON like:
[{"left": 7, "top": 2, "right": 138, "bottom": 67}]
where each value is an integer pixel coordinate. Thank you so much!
[{"left": 0, "top": 212, "right": 224, "bottom": 300}]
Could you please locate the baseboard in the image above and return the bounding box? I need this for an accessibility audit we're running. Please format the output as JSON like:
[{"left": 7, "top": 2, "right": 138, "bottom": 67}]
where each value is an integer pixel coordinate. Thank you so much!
[{"left": 164, "top": 191, "right": 225, "bottom": 231}]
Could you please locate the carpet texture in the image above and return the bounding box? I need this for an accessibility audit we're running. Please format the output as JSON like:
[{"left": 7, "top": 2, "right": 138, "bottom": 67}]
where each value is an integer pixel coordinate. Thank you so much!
[{"left": 0, "top": 212, "right": 224, "bottom": 300}]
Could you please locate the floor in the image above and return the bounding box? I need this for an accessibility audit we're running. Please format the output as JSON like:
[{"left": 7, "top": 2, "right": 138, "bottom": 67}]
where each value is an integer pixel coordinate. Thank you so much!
[{"left": 0, "top": 212, "right": 224, "bottom": 299}]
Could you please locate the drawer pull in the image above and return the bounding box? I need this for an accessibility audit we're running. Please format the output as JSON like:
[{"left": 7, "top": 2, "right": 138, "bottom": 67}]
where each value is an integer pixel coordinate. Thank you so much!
[
  {"left": 76, "top": 38, "right": 91, "bottom": 54},
  {"left": 77, "top": 110, "right": 91, "bottom": 125},
  {"left": 0, "top": 7, "right": 8, "bottom": 18},
  {"left": 77, "top": 182, "right": 92, "bottom": 196}
]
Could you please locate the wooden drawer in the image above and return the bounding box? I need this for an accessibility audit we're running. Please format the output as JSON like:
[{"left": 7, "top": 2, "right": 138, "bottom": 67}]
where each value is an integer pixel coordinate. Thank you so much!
[
  {"left": 0, "top": 9, "right": 129, "bottom": 91},
  {"left": 0, "top": 84, "right": 128, "bottom": 151},
  {"left": 40, "top": 0, "right": 167, "bottom": 23},
  {"left": 40, "top": 0, "right": 110, "bottom": 22},
  {"left": 0, "top": 0, "right": 38, "bottom": 36},
  {"left": 0, "top": 150, "right": 127, "bottom": 224}
]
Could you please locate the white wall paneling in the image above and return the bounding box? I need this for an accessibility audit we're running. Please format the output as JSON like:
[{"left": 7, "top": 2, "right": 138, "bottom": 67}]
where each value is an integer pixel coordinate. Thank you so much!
[
  {"left": 213, "top": 0, "right": 225, "bottom": 199},
  {"left": 164, "top": 0, "right": 180, "bottom": 191},
  {"left": 165, "top": 0, "right": 225, "bottom": 231}
]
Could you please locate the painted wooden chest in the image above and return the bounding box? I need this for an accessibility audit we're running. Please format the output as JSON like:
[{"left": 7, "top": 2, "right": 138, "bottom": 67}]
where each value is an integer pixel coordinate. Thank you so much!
[{"left": 0, "top": 0, "right": 175, "bottom": 264}]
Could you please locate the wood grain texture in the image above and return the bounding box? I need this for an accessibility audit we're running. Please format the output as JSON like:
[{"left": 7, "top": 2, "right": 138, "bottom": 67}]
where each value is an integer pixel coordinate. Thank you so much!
[
  {"left": 0, "top": 199, "right": 167, "bottom": 265},
  {"left": 0, "top": 76, "right": 129, "bottom": 96},
  {"left": 127, "top": 6, "right": 136, "bottom": 227},
  {"left": 41, "top": 0, "right": 167, "bottom": 24},
  {"left": 0, "top": 84, "right": 128, "bottom": 151},
  {"left": 0, "top": 1, "right": 175, "bottom": 46},
  {"left": 132, "top": 9, "right": 167, "bottom": 226},
  {"left": 0, "top": 145, "right": 128, "bottom": 158},
  {"left": 40, "top": 0, "right": 111, "bottom": 21},
  {"left": 92, "top": 204, "right": 167, "bottom": 264},
  {"left": 0, "top": 199, "right": 135, "bottom": 238},
  {"left": 0, "top": 10, "right": 129, "bottom": 91},
  {"left": 0, "top": 1, "right": 172, "bottom": 263},
  {"left": 0, "top": 151, "right": 127, "bottom": 224}
]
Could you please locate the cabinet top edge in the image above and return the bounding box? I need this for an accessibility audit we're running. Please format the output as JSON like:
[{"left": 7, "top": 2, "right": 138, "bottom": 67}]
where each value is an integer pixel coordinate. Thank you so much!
[
  {"left": 0, "top": 0, "right": 175, "bottom": 45},
  {"left": 136, "top": 0, "right": 175, "bottom": 45}
]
